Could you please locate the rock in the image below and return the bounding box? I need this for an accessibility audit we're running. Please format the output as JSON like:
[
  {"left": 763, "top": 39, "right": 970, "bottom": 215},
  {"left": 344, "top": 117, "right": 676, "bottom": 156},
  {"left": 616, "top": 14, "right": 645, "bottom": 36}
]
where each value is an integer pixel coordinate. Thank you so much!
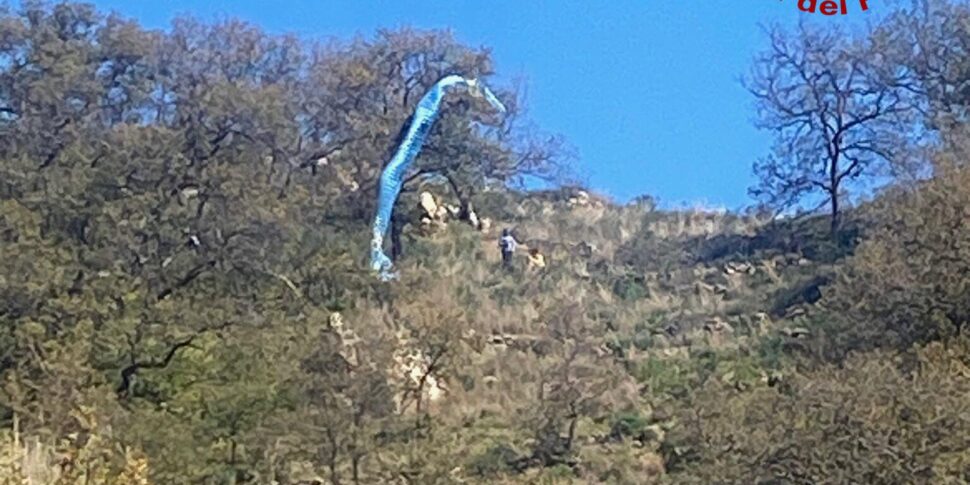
[
  {"left": 434, "top": 205, "right": 448, "bottom": 221},
  {"left": 479, "top": 217, "right": 492, "bottom": 232},
  {"left": 567, "top": 190, "right": 590, "bottom": 207},
  {"left": 391, "top": 346, "right": 447, "bottom": 411},
  {"left": 426, "top": 375, "right": 445, "bottom": 401},
  {"left": 786, "top": 307, "right": 808, "bottom": 319},
  {"left": 642, "top": 424, "right": 665, "bottom": 443},
  {"left": 179, "top": 186, "right": 199, "bottom": 201},
  {"left": 328, "top": 312, "right": 344, "bottom": 329},
  {"left": 338, "top": 345, "right": 360, "bottom": 368},
  {"left": 724, "top": 261, "right": 755, "bottom": 275},
  {"left": 419, "top": 191, "right": 438, "bottom": 216},
  {"left": 762, "top": 370, "right": 783, "bottom": 387},
  {"left": 782, "top": 326, "right": 810, "bottom": 338}
]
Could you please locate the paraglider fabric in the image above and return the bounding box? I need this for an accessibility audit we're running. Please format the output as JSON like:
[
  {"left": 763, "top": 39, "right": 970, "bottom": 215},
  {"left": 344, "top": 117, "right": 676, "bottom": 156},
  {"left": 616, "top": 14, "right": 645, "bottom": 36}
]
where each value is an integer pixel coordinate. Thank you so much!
[{"left": 369, "top": 75, "right": 505, "bottom": 281}]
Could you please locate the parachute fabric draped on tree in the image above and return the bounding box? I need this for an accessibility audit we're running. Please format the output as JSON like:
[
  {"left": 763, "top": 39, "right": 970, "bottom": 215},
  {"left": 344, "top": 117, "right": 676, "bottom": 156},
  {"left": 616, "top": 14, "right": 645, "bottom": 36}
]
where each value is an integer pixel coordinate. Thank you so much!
[{"left": 369, "top": 75, "right": 506, "bottom": 281}]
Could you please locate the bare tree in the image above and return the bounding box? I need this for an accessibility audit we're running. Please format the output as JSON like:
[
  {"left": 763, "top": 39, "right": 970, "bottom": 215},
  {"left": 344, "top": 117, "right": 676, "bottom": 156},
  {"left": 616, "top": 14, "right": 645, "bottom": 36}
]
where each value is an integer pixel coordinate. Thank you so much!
[
  {"left": 746, "top": 23, "right": 919, "bottom": 234},
  {"left": 872, "top": 0, "right": 970, "bottom": 128}
]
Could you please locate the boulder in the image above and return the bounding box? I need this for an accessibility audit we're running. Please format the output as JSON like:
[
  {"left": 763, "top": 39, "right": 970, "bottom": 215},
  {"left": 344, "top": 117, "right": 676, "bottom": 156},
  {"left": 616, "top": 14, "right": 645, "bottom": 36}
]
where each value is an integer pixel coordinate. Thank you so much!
[
  {"left": 434, "top": 205, "right": 448, "bottom": 220},
  {"left": 328, "top": 312, "right": 344, "bottom": 329},
  {"left": 724, "top": 261, "right": 755, "bottom": 275},
  {"left": 419, "top": 191, "right": 438, "bottom": 216}
]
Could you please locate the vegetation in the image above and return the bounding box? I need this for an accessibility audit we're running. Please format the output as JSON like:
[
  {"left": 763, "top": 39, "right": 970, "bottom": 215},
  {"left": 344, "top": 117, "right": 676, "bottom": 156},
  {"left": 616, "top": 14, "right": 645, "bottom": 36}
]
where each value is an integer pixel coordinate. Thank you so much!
[
  {"left": 746, "top": 23, "right": 919, "bottom": 233},
  {"left": 2, "top": 1, "right": 970, "bottom": 483}
]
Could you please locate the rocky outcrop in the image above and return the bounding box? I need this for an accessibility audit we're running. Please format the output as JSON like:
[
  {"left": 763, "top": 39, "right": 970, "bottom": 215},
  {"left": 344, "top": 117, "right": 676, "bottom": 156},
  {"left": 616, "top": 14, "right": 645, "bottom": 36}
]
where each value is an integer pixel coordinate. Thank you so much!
[
  {"left": 417, "top": 190, "right": 490, "bottom": 232},
  {"left": 391, "top": 329, "right": 447, "bottom": 413}
]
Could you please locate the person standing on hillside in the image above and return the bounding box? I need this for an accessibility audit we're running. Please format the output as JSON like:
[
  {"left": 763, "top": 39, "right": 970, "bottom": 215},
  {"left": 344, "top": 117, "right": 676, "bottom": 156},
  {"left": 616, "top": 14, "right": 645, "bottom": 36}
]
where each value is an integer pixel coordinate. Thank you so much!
[
  {"left": 499, "top": 228, "right": 518, "bottom": 269},
  {"left": 526, "top": 247, "right": 546, "bottom": 270}
]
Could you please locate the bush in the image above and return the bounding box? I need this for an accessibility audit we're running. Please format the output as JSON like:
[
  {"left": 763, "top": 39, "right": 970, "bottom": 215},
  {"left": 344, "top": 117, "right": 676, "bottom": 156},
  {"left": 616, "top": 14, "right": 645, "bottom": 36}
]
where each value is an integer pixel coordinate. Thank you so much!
[
  {"left": 826, "top": 157, "right": 970, "bottom": 351},
  {"left": 664, "top": 337, "right": 970, "bottom": 483},
  {"left": 468, "top": 443, "right": 521, "bottom": 477},
  {"left": 607, "top": 411, "right": 651, "bottom": 441},
  {"left": 612, "top": 274, "right": 649, "bottom": 301}
]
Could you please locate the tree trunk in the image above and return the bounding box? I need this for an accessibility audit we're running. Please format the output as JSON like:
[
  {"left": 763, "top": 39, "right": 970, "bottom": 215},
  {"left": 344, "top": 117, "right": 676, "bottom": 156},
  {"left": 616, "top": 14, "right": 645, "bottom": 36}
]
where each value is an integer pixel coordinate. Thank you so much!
[
  {"left": 391, "top": 213, "right": 404, "bottom": 260},
  {"left": 444, "top": 172, "right": 474, "bottom": 223},
  {"left": 829, "top": 191, "right": 840, "bottom": 237},
  {"left": 829, "top": 151, "right": 841, "bottom": 237}
]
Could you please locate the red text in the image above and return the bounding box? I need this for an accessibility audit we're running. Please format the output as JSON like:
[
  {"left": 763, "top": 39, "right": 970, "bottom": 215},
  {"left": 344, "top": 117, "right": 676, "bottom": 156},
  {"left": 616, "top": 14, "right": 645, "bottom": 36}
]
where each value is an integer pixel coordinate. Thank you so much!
[{"left": 798, "top": 0, "right": 869, "bottom": 15}]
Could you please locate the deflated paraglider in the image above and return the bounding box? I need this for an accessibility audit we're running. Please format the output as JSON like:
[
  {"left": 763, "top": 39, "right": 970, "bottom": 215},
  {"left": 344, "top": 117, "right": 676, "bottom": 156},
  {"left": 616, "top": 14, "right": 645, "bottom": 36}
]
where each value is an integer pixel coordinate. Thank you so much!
[{"left": 369, "top": 75, "right": 506, "bottom": 281}]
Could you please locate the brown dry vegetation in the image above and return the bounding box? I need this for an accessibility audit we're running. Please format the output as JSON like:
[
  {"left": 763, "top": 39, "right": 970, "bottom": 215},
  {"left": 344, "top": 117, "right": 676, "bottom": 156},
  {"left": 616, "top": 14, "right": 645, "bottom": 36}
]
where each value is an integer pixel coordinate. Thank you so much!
[{"left": 2, "top": 1, "right": 970, "bottom": 484}]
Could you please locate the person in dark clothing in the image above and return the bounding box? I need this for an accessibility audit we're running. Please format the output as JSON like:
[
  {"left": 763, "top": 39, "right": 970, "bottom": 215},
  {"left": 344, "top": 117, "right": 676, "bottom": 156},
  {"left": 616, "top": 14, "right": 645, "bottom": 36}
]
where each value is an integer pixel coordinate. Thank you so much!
[{"left": 499, "top": 228, "right": 518, "bottom": 269}]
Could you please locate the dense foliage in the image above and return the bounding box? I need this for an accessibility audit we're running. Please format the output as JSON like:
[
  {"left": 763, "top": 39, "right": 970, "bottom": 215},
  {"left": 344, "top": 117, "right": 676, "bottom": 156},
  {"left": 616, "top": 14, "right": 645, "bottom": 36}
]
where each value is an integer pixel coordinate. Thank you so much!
[{"left": 2, "top": 1, "right": 969, "bottom": 484}]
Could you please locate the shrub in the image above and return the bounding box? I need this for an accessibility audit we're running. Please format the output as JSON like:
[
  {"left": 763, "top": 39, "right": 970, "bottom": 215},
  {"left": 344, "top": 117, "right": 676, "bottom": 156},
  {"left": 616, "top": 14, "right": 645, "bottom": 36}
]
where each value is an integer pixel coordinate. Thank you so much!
[
  {"left": 826, "top": 157, "right": 970, "bottom": 351},
  {"left": 663, "top": 337, "right": 970, "bottom": 483},
  {"left": 468, "top": 443, "right": 521, "bottom": 477}
]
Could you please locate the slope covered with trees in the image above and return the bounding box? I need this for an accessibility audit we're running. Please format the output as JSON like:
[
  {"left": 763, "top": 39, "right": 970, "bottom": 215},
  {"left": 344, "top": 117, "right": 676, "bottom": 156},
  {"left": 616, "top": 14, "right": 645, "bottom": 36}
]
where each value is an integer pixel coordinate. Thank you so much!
[{"left": 1, "top": 1, "right": 969, "bottom": 484}]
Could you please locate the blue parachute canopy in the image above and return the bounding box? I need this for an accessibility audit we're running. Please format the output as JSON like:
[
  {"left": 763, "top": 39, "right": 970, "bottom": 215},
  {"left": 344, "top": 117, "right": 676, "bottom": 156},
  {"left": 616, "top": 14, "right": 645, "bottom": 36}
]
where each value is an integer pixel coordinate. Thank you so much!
[{"left": 369, "top": 75, "right": 505, "bottom": 281}]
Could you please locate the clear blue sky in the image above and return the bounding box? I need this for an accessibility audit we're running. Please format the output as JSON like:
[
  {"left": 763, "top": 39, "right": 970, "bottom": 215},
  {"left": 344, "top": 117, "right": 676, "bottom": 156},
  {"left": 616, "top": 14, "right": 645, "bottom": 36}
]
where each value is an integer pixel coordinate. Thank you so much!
[{"left": 87, "top": 0, "right": 885, "bottom": 210}]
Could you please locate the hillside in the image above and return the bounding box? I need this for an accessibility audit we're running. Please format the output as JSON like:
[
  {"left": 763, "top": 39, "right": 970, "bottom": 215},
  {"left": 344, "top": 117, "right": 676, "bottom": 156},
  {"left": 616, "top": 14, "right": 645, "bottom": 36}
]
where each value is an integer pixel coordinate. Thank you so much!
[
  {"left": 3, "top": 2, "right": 970, "bottom": 484},
  {"left": 5, "top": 177, "right": 969, "bottom": 484}
]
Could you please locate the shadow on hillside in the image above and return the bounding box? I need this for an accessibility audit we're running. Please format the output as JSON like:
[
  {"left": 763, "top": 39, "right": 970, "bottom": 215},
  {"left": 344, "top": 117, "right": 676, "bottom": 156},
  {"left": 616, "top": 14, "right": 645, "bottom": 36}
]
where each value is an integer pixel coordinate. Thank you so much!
[{"left": 687, "top": 213, "right": 862, "bottom": 266}]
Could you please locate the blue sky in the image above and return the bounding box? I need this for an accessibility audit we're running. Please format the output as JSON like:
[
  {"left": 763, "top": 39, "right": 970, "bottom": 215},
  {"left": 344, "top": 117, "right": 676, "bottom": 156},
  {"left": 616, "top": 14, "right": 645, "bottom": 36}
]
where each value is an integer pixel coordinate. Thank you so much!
[{"left": 86, "top": 0, "right": 886, "bottom": 210}]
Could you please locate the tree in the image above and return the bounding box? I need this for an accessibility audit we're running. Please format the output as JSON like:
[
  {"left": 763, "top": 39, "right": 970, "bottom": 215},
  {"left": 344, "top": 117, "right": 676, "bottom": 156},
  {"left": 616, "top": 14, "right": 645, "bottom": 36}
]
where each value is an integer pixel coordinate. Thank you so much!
[
  {"left": 872, "top": 0, "right": 970, "bottom": 129},
  {"left": 825, "top": 129, "right": 970, "bottom": 352},
  {"left": 1, "top": 2, "right": 575, "bottom": 481},
  {"left": 522, "top": 301, "right": 636, "bottom": 473},
  {"left": 746, "top": 23, "right": 918, "bottom": 234},
  {"left": 303, "top": 30, "right": 569, "bottom": 229}
]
